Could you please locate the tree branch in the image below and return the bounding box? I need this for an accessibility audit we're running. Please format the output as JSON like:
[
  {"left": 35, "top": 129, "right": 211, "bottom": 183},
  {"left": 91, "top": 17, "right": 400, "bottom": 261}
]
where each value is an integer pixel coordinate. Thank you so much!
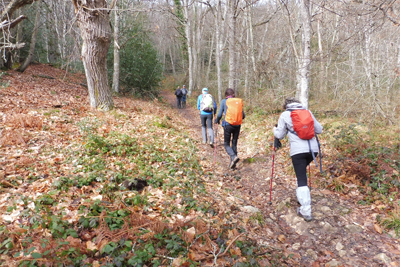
[
  {"left": 0, "top": 15, "right": 27, "bottom": 30},
  {"left": 1, "top": 0, "right": 37, "bottom": 21}
]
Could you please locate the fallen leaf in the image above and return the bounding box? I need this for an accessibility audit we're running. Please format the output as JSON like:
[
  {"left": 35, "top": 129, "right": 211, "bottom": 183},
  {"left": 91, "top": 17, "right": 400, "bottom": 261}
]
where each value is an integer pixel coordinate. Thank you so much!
[
  {"left": 172, "top": 256, "right": 184, "bottom": 266},
  {"left": 374, "top": 224, "right": 383, "bottom": 234},
  {"left": 66, "top": 236, "right": 81, "bottom": 247},
  {"left": 86, "top": 241, "right": 98, "bottom": 251},
  {"left": 278, "top": 234, "right": 286, "bottom": 243},
  {"left": 230, "top": 246, "right": 242, "bottom": 256},
  {"left": 188, "top": 250, "right": 205, "bottom": 261},
  {"left": 186, "top": 227, "right": 196, "bottom": 243}
]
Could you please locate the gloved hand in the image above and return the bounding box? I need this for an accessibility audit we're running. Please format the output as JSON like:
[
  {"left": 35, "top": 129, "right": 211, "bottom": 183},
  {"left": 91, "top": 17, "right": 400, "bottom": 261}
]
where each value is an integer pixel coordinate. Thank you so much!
[
  {"left": 214, "top": 119, "right": 219, "bottom": 124},
  {"left": 274, "top": 137, "right": 282, "bottom": 150}
]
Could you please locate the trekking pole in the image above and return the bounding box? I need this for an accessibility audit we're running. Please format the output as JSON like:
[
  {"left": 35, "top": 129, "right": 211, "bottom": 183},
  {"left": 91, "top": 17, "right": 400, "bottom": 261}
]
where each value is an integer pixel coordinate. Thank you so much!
[
  {"left": 269, "top": 126, "right": 281, "bottom": 205},
  {"left": 269, "top": 145, "right": 275, "bottom": 205},
  {"left": 214, "top": 124, "right": 218, "bottom": 165},
  {"left": 309, "top": 164, "right": 311, "bottom": 190}
]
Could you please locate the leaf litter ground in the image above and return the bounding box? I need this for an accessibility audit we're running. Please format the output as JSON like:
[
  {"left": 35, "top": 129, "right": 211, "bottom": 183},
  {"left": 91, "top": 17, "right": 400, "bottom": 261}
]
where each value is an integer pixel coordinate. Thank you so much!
[{"left": 0, "top": 64, "right": 399, "bottom": 266}]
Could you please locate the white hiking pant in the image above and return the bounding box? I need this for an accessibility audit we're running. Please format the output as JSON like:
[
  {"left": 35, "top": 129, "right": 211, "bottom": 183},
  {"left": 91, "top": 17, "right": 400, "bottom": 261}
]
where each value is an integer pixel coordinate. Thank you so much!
[{"left": 296, "top": 186, "right": 311, "bottom": 216}]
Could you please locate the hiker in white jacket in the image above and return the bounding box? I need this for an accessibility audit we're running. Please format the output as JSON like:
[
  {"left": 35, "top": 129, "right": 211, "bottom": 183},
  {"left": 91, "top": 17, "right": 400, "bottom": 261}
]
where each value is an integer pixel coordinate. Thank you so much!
[{"left": 273, "top": 97, "right": 323, "bottom": 221}]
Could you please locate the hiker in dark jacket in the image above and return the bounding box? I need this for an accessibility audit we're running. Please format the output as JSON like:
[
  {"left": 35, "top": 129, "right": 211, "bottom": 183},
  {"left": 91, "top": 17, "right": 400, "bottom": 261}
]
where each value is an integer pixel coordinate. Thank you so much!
[
  {"left": 215, "top": 88, "right": 245, "bottom": 169},
  {"left": 273, "top": 97, "right": 323, "bottom": 221},
  {"left": 197, "top": 88, "right": 217, "bottom": 146},
  {"left": 174, "top": 86, "right": 183, "bottom": 109}
]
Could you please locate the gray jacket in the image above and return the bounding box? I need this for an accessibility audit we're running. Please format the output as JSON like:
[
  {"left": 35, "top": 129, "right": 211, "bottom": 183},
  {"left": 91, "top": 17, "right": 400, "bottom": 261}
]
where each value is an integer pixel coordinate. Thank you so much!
[{"left": 273, "top": 102, "right": 323, "bottom": 156}]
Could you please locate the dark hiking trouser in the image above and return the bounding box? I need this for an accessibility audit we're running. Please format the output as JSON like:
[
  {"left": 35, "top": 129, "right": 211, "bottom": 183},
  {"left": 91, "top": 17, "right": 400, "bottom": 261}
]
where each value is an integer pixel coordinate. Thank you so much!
[
  {"left": 291, "top": 152, "right": 318, "bottom": 187},
  {"left": 176, "top": 96, "right": 182, "bottom": 108},
  {"left": 182, "top": 95, "right": 187, "bottom": 108},
  {"left": 200, "top": 114, "right": 214, "bottom": 143},
  {"left": 224, "top": 124, "right": 241, "bottom": 160}
]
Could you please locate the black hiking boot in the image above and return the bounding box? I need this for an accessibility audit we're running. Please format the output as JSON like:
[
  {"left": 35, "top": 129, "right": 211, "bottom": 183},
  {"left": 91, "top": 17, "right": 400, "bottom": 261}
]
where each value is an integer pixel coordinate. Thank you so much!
[{"left": 229, "top": 156, "right": 240, "bottom": 169}]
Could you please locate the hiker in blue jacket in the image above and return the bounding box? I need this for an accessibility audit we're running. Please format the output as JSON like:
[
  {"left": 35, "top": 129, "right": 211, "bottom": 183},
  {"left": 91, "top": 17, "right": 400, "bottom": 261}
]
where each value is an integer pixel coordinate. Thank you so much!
[
  {"left": 197, "top": 88, "right": 217, "bottom": 146},
  {"left": 215, "top": 88, "right": 245, "bottom": 169},
  {"left": 273, "top": 97, "right": 323, "bottom": 222}
]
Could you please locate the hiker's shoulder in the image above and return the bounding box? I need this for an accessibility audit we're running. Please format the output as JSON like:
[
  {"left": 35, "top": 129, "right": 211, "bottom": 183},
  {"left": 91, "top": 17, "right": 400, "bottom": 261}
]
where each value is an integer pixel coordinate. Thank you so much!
[{"left": 279, "top": 110, "right": 291, "bottom": 119}]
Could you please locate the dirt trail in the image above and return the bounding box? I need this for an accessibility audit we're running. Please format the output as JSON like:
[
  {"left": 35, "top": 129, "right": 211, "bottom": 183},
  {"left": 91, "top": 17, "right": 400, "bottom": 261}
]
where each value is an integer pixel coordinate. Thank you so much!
[{"left": 162, "top": 91, "right": 400, "bottom": 267}]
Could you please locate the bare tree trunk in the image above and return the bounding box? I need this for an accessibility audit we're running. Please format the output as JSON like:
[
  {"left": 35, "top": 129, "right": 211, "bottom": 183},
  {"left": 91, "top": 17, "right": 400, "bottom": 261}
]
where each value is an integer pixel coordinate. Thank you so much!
[
  {"left": 205, "top": 31, "right": 214, "bottom": 84},
  {"left": 192, "top": 5, "right": 199, "bottom": 91},
  {"left": 317, "top": 17, "right": 324, "bottom": 94},
  {"left": 169, "top": 45, "right": 176, "bottom": 76},
  {"left": 245, "top": 2, "right": 256, "bottom": 99},
  {"left": 247, "top": 2, "right": 256, "bottom": 80},
  {"left": 112, "top": 3, "right": 120, "bottom": 93},
  {"left": 183, "top": 0, "right": 194, "bottom": 96},
  {"left": 15, "top": 9, "right": 23, "bottom": 64},
  {"left": 228, "top": 0, "right": 238, "bottom": 93},
  {"left": 215, "top": 0, "right": 225, "bottom": 101},
  {"left": 72, "top": 0, "right": 114, "bottom": 111},
  {"left": 296, "top": 0, "right": 311, "bottom": 109},
  {"left": 245, "top": 14, "right": 249, "bottom": 99},
  {"left": 362, "top": 23, "right": 387, "bottom": 120},
  {"left": 19, "top": 0, "right": 41, "bottom": 73}
]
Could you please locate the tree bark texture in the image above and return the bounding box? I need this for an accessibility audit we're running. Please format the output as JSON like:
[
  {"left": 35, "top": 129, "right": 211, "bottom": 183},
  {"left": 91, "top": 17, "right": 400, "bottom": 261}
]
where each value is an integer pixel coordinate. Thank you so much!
[
  {"left": 19, "top": 0, "right": 41, "bottom": 72},
  {"left": 215, "top": 0, "right": 224, "bottom": 102},
  {"left": 112, "top": 3, "right": 120, "bottom": 93},
  {"left": 182, "top": 0, "right": 193, "bottom": 96},
  {"left": 296, "top": 0, "right": 311, "bottom": 109},
  {"left": 228, "top": 0, "right": 238, "bottom": 93},
  {"left": 72, "top": 0, "right": 113, "bottom": 111}
]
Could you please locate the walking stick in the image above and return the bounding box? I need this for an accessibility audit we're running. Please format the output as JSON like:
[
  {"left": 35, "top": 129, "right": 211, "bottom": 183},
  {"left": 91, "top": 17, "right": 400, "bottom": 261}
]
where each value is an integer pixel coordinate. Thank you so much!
[
  {"left": 309, "top": 164, "right": 311, "bottom": 190},
  {"left": 214, "top": 124, "right": 218, "bottom": 165},
  {"left": 269, "top": 145, "right": 275, "bottom": 205}
]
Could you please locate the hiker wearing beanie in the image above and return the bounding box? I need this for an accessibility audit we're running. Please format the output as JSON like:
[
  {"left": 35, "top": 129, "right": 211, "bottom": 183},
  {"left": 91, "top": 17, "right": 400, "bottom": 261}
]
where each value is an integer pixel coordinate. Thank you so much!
[
  {"left": 273, "top": 97, "right": 323, "bottom": 221},
  {"left": 215, "top": 88, "right": 245, "bottom": 169},
  {"left": 197, "top": 88, "right": 217, "bottom": 146}
]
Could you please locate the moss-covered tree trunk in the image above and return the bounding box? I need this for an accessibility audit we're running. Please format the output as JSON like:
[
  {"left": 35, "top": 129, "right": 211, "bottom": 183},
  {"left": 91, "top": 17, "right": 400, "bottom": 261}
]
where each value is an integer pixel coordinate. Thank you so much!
[{"left": 72, "top": 0, "right": 113, "bottom": 111}]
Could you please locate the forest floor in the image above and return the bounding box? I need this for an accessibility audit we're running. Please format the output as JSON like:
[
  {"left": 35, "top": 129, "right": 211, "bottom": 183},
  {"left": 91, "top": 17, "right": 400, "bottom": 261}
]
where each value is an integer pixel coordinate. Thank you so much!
[
  {"left": 162, "top": 92, "right": 400, "bottom": 267},
  {"left": 0, "top": 64, "right": 399, "bottom": 266}
]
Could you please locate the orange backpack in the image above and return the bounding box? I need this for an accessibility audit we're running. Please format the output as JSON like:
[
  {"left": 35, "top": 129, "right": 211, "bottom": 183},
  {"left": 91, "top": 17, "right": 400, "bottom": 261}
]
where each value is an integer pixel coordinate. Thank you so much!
[
  {"left": 290, "top": 109, "right": 315, "bottom": 140},
  {"left": 225, "top": 98, "right": 243, "bottom": 126}
]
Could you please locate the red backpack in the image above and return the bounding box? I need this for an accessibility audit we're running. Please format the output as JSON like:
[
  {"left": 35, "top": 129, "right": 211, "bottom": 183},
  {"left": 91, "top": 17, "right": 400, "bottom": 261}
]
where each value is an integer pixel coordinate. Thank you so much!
[{"left": 290, "top": 109, "right": 315, "bottom": 140}]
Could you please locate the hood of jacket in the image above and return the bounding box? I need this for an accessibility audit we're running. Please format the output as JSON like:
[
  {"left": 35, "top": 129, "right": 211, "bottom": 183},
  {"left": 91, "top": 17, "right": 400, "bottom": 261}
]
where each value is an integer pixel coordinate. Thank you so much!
[{"left": 286, "top": 102, "right": 304, "bottom": 111}]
